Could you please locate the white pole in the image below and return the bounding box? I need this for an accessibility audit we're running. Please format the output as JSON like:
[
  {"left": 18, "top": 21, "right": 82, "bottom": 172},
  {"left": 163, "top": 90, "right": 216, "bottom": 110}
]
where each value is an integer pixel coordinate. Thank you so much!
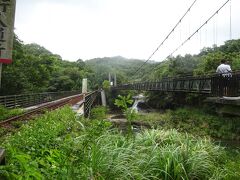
[
  {"left": 101, "top": 90, "right": 107, "bottom": 106},
  {"left": 82, "top": 78, "right": 87, "bottom": 93},
  {"left": 114, "top": 73, "right": 117, "bottom": 87},
  {"left": 108, "top": 73, "right": 111, "bottom": 83}
]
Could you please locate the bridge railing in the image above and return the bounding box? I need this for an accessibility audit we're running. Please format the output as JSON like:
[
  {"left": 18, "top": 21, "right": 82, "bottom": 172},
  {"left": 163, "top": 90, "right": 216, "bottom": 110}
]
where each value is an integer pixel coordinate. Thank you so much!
[
  {"left": 114, "top": 72, "right": 240, "bottom": 97},
  {"left": 84, "top": 90, "right": 101, "bottom": 118},
  {"left": 211, "top": 72, "right": 240, "bottom": 96},
  {"left": 0, "top": 91, "right": 82, "bottom": 108},
  {"left": 115, "top": 76, "right": 212, "bottom": 94}
]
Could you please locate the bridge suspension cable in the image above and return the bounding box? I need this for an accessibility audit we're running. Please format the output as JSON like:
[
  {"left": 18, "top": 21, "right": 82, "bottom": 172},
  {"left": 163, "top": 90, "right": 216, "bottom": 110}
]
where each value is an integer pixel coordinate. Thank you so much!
[
  {"left": 132, "top": 0, "right": 198, "bottom": 76},
  {"left": 150, "top": 0, "right": 231, "bottom": 73},
  {"left": 229, "top": 0, "right": 232, "bottom": 40}
]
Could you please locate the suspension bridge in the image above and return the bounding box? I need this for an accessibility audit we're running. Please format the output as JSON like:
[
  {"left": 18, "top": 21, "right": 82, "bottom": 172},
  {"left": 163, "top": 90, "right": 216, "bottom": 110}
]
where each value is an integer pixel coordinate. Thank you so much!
[{"left": 114, "top": 72, "right": 240, "bottom": 97}]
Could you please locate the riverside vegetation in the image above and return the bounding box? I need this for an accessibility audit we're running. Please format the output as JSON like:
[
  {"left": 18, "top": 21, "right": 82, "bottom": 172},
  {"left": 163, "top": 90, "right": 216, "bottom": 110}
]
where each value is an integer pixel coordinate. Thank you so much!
[
  {"left": 136, "top": 107, "right": 240, "bottom": 141},
  {"left": 0, "top": 106, "right": 239, "bottom": 179}
]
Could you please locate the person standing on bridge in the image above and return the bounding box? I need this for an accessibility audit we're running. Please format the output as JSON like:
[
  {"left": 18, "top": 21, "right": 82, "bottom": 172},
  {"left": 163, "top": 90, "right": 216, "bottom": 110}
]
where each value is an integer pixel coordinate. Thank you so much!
[
  {"left": 216, "top": 59, "right": 232, "bottom": 76},
  {"left": 216, "top": 59, "right": 232, "bottom": 96}
]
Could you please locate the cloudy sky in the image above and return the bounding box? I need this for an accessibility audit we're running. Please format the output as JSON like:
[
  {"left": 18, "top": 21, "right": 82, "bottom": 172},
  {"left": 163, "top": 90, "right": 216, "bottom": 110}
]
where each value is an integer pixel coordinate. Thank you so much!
[{"left": 15, "top": 0, "right": 240, "bottom": 61}]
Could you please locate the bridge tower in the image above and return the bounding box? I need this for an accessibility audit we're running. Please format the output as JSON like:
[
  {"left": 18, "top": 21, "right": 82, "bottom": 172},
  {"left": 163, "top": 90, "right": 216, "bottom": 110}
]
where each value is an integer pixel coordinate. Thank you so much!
[{"left": 108, "top": 73, "right": 117, "bottom": 87}]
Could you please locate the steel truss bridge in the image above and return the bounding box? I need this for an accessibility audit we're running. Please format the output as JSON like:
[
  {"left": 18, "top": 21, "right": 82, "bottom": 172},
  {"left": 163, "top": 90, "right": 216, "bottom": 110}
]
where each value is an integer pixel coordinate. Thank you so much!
[{"left": 114, "top": 72, "right": 240, "bottom": 97}]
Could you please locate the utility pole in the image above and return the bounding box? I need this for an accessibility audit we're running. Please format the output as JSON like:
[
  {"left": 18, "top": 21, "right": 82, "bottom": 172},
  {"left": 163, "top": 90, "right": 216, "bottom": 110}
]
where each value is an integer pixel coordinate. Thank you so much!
[{"left": 0, "top": 0, "right": 16, "bottom": 88}]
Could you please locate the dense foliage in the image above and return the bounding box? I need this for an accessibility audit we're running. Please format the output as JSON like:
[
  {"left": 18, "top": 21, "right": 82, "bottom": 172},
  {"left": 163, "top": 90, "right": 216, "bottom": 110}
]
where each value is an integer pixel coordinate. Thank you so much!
[
  {"left": 0, "top": 36, "right": 156, "bottom": 95},
  {"left": 1, "top": 106, "right": 239, "bottom": 179},
  {"left": 137, "top": 107, "right": 240, "bottom": 141},
  {"left": 0, "top": 36, "right": 94, "bottom": 95}
]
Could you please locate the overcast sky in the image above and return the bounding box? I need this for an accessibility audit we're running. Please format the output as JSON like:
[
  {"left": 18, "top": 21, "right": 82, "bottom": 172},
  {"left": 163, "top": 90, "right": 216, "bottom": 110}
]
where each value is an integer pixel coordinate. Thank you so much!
[{"left": 15, "top": 0, "right": 240, "bottom": 61}]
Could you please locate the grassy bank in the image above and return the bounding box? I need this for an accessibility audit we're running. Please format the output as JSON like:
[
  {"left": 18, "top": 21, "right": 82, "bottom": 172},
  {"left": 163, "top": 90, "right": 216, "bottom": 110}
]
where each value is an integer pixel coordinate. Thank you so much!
[
  {"left": 136, "top": 107, "right": 240, "bottom": 141},
  {"left": 0, "top": 106, "right": 239, "bottom": 179}
]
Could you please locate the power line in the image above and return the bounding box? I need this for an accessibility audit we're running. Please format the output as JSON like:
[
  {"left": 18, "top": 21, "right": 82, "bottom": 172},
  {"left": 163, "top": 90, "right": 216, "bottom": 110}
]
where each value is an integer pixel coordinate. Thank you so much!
[
  {"left": 132, "top": 0, "right": 198, "bottom": 76},
  {"left": 151, "top": 0, "right": 230, "bottom": 73}
]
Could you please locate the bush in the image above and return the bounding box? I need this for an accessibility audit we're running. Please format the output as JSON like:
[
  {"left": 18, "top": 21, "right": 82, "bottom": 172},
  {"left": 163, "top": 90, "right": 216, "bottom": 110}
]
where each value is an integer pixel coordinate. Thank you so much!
[
  {"left": 90, "top": 106, "right": 108, "bottom": 120},
  {"left": 170, "top": 108, "right": 240, "bottom": 140}
]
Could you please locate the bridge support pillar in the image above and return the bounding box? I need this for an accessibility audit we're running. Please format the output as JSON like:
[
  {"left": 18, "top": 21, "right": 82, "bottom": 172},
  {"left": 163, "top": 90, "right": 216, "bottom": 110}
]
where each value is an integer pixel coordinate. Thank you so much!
[
  {"left": 82, "top": 78, "right": 87, "bottom": 93},
  {"left": 101, "top": 90, "right": 107, "bottom": 106},
  {"left": 114, "top": 73, "right": 117, "bottom": 87}
]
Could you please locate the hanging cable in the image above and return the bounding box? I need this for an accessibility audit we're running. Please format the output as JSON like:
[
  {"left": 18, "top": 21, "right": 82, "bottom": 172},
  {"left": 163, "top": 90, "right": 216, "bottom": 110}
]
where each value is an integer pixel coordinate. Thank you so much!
[
  {"left": 150, "top": 0, "right": 230, "bottom": 73},
  {"left": 132, "top": 0, "right": 198, "bottom": 76},
  {"left": 213, "top": 15, "right": 216, "bottom": 46},
  {"left": 216, "top": 9, "right": 218, "bottom": 46},
  {"left": 229, "top": 0, "right": 232, "bottom": 40},
  {"left": 199, "top": 18, "right": 202, "bottom": 51}
]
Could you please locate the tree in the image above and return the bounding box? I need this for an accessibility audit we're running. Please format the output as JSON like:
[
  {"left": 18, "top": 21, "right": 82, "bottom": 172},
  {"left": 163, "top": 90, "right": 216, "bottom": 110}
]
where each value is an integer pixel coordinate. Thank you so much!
[{"left": 102, "top": 80, "right": 110, "bottom": 90}]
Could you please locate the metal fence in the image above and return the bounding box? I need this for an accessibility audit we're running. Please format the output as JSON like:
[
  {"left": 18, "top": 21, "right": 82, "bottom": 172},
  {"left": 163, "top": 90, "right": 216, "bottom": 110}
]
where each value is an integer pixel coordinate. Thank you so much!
[
  {"left": 211, "top": 73, "right": 240, "bottom": 96},
  {"left": 84, "top": 90, "right": 101, "bottom": 118},
  {"left": 114, "top": 72, "right": 240, "bottom": 97},
  {"left": 0, "top": 91, "right": 82, "bottom": 108}
]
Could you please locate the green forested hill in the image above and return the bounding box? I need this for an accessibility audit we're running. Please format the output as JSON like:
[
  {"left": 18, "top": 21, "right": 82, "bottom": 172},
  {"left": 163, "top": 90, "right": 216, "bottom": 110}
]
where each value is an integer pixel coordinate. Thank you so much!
[{"left": 85, "top": 56, "right": 156, "bottom": 85}]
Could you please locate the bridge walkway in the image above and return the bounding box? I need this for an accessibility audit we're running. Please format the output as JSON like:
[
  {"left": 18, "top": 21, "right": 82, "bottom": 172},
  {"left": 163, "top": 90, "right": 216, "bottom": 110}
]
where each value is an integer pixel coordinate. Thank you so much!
[{"left": 114, "top": 72, "right": 240, "bottom": 97}]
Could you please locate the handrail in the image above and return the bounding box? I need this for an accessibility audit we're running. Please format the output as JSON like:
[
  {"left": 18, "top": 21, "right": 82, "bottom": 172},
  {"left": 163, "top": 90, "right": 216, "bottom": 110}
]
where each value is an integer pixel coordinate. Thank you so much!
[
  {"left": 0, "top": 90, "right": 82, "bottom": 108},
  {"left": 114, "top": 72, "right": 240, "bottom": 97},
  {"left": 84, "top": 90, "right": 101, "bottom": 118}
]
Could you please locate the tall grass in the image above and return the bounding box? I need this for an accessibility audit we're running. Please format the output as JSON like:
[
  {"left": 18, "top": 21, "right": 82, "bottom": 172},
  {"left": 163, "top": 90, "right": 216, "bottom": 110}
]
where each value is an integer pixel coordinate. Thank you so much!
[{"left": 0, "top": 106, "right": 238, "bottom": 179}]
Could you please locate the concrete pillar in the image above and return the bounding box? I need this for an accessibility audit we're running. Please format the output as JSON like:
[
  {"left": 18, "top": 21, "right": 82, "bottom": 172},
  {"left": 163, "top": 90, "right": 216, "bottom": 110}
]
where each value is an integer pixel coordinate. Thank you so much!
[
  {"left": 108, "top": 73, "right": 111, "bottom": 83},
  {"left": 114, "top": 73, "right": 117, "bottom": 87},
  {"left": 101, "top": 90, "right": 107, "bottom": 106},
  {"left": 82, "top": 78, "right": 87, "bottom": 93}
]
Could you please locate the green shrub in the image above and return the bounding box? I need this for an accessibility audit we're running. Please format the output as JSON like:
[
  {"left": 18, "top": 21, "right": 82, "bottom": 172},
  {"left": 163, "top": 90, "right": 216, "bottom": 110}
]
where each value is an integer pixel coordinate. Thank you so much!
[
  {"left": 170, "top": 108, "right": 240, "bottom": 140},
  {"left": 90, "top": 106, "right": 108, "bottom": 120}
]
